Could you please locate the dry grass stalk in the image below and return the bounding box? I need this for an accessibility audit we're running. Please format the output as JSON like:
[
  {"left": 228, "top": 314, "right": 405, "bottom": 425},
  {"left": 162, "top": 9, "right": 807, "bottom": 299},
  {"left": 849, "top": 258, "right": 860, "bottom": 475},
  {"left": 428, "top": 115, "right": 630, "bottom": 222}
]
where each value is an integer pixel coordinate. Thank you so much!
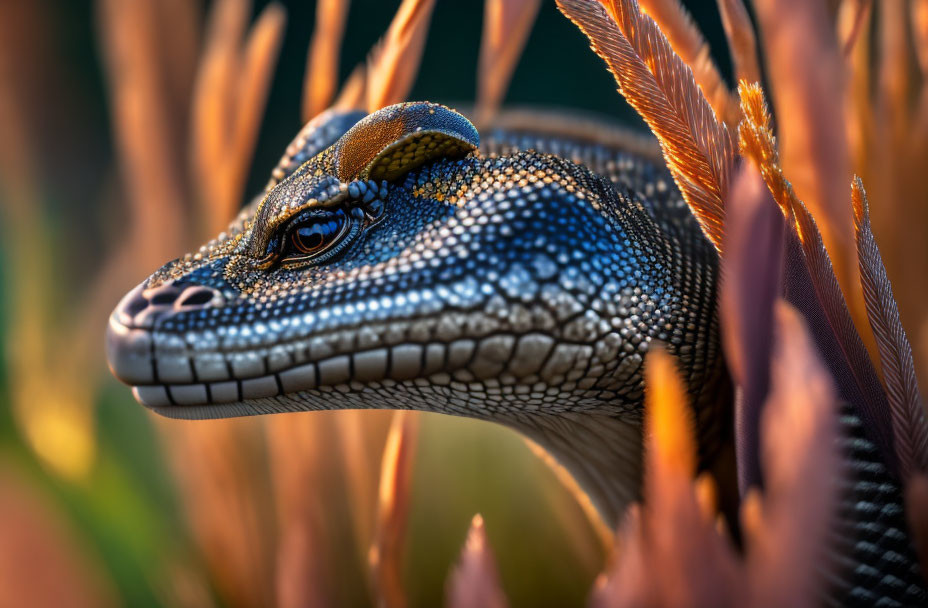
[
  {"left": 303, "top": 0, "right": 352, "bottom": 122},
  {"left": 152, "top": 0, "right": 201, "bottom": 143},
  {"left": 227, "top": 4, "right": 287, "bottom": 227},
  {"left": 474, "top": 0, "right": 542, "bottom": 128},
  {"left": 366, "top": 0, "right": 437, "bottom": 112},
  {"left": 370, "top": 411, "right": 421, "bottom": 608},
  {"left": 715, "top": 0, "right": 760, "bottom": 86},
  {"left": 557, "top": 0, "right": 736, "bottom": 252},
  {"left": 852, "top": 178, "right": 928, "bottom": 477},
  {"left": 752, "top": 0, "right": 864, "bottom": 337},
  {"left": 99, "top": 2, "right": 296, "bottom": 604},
  {"left": 446, "top": 515, "right": 509, "bottom": 608},
  {"left": 638, "top": 0, "right": 738, "bottom": 127}
]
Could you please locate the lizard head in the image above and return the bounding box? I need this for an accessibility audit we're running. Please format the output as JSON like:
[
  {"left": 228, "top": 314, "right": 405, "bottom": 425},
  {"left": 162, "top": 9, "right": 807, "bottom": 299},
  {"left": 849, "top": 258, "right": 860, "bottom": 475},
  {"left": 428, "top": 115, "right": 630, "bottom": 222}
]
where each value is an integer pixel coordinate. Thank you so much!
[{"left": 106, "top": 102, "right": 712, "bottom": 424}]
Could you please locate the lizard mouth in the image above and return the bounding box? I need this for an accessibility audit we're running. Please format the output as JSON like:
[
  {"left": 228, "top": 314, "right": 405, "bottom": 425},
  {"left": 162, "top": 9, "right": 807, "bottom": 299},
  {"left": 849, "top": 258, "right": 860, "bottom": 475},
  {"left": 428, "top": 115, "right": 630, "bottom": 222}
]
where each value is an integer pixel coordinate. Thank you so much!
[{"left": 107, "top": 280, "right": 562, "bottom": 417}]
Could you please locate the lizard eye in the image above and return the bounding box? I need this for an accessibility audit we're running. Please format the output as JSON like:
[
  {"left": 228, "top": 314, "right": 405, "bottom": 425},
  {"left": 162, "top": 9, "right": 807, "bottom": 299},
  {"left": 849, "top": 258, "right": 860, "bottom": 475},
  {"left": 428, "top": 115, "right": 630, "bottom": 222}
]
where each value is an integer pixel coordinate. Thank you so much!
[
  {"left": 275, "top": 207, "right": 359, "bottom": 268},
  {"left": 291, "top": 212, "right": 346, "bottom": 254}
]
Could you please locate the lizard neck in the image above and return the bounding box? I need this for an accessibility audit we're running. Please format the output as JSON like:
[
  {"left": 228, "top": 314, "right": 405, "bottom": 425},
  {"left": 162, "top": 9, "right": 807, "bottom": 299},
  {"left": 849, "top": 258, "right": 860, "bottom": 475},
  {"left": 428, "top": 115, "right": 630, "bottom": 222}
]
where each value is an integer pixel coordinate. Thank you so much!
[{"left": 498, "top": 412, "right": 643, "bottom": 528}]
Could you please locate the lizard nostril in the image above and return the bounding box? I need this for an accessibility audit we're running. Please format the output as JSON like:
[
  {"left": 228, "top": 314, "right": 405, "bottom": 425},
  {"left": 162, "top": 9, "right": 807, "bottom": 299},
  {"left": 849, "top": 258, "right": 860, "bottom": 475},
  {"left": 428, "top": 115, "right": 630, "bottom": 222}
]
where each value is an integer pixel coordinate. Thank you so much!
[
  {"left": 177, "top": 287, "right": 217, "bottom": 307},
  {"left": 146, "top": 284, "right": 184, "bottom": 305},
  {"left": 123, "top": 295, "right": 148, "bottom": 317}
]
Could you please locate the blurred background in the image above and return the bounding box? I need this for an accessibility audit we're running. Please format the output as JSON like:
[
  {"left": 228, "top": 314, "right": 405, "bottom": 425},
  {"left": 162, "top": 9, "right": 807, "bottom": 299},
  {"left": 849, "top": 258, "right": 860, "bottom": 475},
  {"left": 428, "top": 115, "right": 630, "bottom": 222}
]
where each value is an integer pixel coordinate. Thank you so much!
[{"left": 0, "top": 1, "right": 845, "bottom": 606}]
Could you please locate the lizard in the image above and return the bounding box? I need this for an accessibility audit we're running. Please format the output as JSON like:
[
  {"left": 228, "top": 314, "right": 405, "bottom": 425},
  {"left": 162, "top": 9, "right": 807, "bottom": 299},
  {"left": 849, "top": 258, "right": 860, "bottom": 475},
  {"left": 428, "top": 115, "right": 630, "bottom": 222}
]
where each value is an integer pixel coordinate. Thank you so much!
[{"left": 105, "top": 101, "right": 926, "bottom": 606}]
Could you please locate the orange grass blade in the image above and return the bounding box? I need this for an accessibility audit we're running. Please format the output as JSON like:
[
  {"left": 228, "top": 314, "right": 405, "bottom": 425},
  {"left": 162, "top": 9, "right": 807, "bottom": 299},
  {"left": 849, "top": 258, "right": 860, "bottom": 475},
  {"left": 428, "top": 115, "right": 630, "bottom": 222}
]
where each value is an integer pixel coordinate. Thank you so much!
[
  {"left": 915, "top": 0, "right": 928, "bottom": 141},
  {"left": 474, "top": 0, "right": 542, "bottom": 128},
  {"left": 366, "top": 0, "right": 436, "bottom": 112},
  {"left": 641, "top": 347, "right": 741, "bottom": 605},
  {"left": 638, "top": 0, "right": 738, "bottom": 127},
  {"left": 752, "top": 0, "right": 862, "bottom": 333},
  {"left": 852, "top": 177, "right": 928, "bottom": 477},
  {"left": 557, "top": 0, "right": 737, "bottom": 252},
  {"left": 98, "top": 0, "right": 189, "bottom": 260},
  {"left": 334, "top": 410, "right": 393, "bottom": 572},
  {"left": 333, "top": 62, "right": 368, "bottom": 112},
  {"left": 159, "top": 419, "right": 277, "bottom": 608},
  {"left": 152, "top": 0, "right": 201, "bottom": 126},
  {"left": 877, "top": 0, "right": 912, "bottom": 149},
  {"left": 370, "top": 411, "right": 420, "bottom": 608},
  {"left": 839, "top": 0, "right": 872, "bottom": 56},
  {"left": 191, "top": 0, "right": 251, "bottom": 226},
  {"left": 645, "top": 347, "right": 696, "bottom": 479},
  {"left": 266, "top": 414, "right": 335, "bottom": 608},
  {"left": 716, "top": 0, "right": 760, "bottom": 85},
  {"left": 748, "top": 302, "right": 839, "bottom": 608},
  {"left": 838, "top": 0, "right": 874, "bottom": 188},
  {"left": 302, "top": 0, "right": 351, "bottom": 122},
  {"left": 445, "top": 515, "right": 509, "bottom": 608},
  {"left": 224, "top": 2, "right": 286, "bottom": 228}
]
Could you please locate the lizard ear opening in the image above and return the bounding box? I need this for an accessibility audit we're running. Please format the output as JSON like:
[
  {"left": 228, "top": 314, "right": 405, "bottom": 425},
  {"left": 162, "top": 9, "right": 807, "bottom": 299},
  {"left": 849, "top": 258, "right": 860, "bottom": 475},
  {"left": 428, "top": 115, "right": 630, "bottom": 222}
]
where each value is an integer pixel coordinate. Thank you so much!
[{"left": 332, "top": 102, "right": 479, "bottom": 183}]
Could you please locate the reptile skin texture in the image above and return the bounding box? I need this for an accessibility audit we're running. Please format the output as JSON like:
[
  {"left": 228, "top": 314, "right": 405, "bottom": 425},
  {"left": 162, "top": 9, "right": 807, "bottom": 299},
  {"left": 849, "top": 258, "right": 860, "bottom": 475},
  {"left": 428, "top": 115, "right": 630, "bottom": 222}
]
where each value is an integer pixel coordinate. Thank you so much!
[{"left": 106, "top": 103, "right": 926, "bottom": 605}]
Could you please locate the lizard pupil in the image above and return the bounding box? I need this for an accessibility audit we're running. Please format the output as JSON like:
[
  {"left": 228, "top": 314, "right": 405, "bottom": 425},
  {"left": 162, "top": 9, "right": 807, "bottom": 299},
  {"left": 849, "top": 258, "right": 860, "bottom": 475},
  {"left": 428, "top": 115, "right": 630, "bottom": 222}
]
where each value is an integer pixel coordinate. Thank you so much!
[{"left": 290, "top": 211, "right": 346, "bottom": 255}]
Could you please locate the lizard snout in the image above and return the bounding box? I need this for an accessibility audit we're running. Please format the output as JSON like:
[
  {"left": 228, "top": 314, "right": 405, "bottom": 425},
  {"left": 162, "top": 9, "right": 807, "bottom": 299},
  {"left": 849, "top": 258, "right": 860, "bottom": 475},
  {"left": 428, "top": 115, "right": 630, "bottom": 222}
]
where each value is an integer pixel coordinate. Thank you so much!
[{"left": 106, "top": 280, "right": 224, "bottom": 386}]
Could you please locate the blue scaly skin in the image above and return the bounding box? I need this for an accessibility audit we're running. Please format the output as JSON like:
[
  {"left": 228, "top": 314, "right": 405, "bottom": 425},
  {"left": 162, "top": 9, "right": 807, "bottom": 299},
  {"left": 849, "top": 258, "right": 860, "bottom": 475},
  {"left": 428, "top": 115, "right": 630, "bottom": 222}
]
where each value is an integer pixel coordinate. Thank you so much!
[{"left": 106, "top": 102, "right": 925, "bottom": 605}]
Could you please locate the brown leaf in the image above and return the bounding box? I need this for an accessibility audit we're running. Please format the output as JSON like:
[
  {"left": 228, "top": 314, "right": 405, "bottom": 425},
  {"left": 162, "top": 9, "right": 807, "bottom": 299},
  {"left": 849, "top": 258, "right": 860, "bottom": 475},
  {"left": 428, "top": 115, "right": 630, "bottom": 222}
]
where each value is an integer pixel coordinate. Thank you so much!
[
  {"left": 852, "top": 177, "right": 928, "bottom": 477},
  {"left": 446, "top": 515, "right": 509, "bottom": 608},
  {"left": 557, "top": 0, "right": 737, "bottom": 251}
]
